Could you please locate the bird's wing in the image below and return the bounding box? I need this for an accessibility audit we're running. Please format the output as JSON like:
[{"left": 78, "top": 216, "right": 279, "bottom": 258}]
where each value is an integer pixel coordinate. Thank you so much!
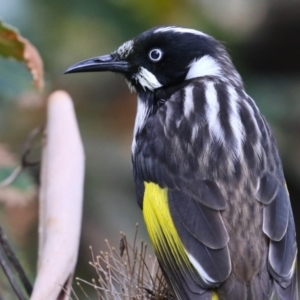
[
  {"left": 168, "top": 188, "right": 231, "bottom": 283},
  {"left": 133, "top": 81, "right": 232, "bottom": 294},
  {"left": 254, "top": 109, "right": 297, "bottom": 298},
  {"left": 142, "top": 181, "right": 228, "bottom": 299},
  {"left": 257, "top": 171, "right": 297, "bottom": 298}
]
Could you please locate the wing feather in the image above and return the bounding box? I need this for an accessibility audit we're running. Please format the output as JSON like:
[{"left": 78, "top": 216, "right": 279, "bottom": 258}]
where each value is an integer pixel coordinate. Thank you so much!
[
  {"left": 263, "top": 184, "right": 289, "bottom": 241},
  {"left": 169, "top": 189, "right": 229, "bottom": 249},
  {"left": 257, "top": 173, "right": 278, "bottom": 205},
  {"left": 268, "top": 208, "right": 297, "bottom": 282},
  {"left": 168, "top": 189, "right": 231, "bottom": 285},
  {"left": 274, "top": 271, "right": 298, "bottom": 300},
  {"left": 187, "top": 180, "right": 227, "bottom": 210}
]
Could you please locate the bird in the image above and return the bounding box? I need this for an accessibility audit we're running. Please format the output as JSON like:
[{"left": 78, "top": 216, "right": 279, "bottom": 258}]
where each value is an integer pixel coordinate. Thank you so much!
[{"left": 65, "top": 26, "right": 298, "bottom": 300}]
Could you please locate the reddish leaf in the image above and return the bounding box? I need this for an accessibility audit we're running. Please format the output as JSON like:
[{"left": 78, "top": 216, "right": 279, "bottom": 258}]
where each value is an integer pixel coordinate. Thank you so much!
[{"left": 0, "top": 20, "right": 44, "bottom": 90}]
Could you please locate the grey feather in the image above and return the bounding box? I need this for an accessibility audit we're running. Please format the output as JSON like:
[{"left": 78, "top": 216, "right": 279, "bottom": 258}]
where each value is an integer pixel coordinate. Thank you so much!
[
  {"left": 169, "top": 189, "right": 231, "bottom": 285},
  {"left": 188, "top": 180, "right": 227, "bottom": 210},
  {"left": 268, "top": 209, "right": 297, "bottom": 282},
  {"left": 169, "top": 189, "right": 229, "bottom": 249},
  {"left": 257, "top": 173, "right": 278, "bottom": 205},
  {"left": 263, "top": 184, "right": 289, "bottom": 241},
  {"left": 274, "top": 269, "right": 298, "bottom": 300}
]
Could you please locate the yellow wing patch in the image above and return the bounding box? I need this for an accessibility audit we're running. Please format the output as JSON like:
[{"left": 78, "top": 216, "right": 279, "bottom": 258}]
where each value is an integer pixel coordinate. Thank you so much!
[
  {"left": 143, "top": 182, "right": 219, "bottom": 300},
  {"left": 143, "top": 182, "right": 191, "bottom": 267}
]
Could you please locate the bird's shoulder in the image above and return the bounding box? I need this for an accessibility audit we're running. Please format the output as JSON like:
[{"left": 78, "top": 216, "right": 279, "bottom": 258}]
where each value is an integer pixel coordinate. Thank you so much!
[{"left": 135, "top": 77, "right": 255, "bottom": 182}]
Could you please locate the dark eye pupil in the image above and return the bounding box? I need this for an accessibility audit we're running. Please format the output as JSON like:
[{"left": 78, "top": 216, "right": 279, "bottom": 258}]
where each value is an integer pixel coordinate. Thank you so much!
[
  {"left": 149, "top": 49, "right": 162, "bottom": 62},
  {"left": 151, "top": 50, "right": 160, "bottom": 59}
]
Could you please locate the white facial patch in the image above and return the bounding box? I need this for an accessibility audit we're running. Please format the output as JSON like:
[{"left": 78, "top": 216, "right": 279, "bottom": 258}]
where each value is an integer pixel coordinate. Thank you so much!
[
  {"left": 125, "top": 79, "right": 137, "bottom": 93},
  {"left": 116, "top": 40, "right": 134, "bottom": 58},
  {"left": 135, "top": 67, "right": 163, "bottom": 91},
  {"left": 186, "top": 55, "right": 222, "bottom": 80},
  {"left": 154, "top": 26, "right": 207, "bottom": 37}
]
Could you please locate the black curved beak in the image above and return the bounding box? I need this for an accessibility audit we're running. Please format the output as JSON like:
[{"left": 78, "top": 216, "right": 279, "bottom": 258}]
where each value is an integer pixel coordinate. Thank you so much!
[{"left": 64, "top": 54, "right": 130, "bottom": 74}]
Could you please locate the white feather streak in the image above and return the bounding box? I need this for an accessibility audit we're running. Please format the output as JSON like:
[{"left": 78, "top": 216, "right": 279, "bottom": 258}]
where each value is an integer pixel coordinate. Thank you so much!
[
  {"left": 183, "top": 85, "right": 194, "bottom": 118},
  {"left": 191, "top": 125, "right": 199, "bottom": 143},
  {"left": 243, "top": 99, "right": 262, "bottom": 158},
  {"left": 154, "top": 26, "right": 207, "bottom": 37},
  {"left": 125, "top": 79, "right": 136, "bottom": 93},
  {"left": 227, "top": 86, "right": 245, "bottom": 158},
  {"left": 186, "top": 252, "right": 216, "bottom": 284},
  {"left": 186, "top": 55, "right": 222, "bottom": 80},
  {"left": 116, "top": 40, "right": 134, "bottom": 58},
  {"left": 131, "top": 96, "right": 149, "bottom": 153},
  {"left": 205, "top": 82, "right": 224, "bottom": 144}
]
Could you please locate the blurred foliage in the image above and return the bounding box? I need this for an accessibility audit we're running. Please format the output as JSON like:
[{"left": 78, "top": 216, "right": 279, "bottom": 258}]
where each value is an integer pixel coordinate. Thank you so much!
[
  {"left": 0, "top": 20, "right": 44, "bottom": 90},
  {"left": 0, "top": 19, "right": 41, "bottom": 297},
  {"left": 0, "top": 20, "right": 40, "bottom": 206},
  {"left": 0, "top": 0, "right": 300, "bottom": 298},
  {"left": 0, "top": 20, "right": 24, "bottom": 59},
  {"left": 0, "top": 167, "right": 34, "bottom": 190}
]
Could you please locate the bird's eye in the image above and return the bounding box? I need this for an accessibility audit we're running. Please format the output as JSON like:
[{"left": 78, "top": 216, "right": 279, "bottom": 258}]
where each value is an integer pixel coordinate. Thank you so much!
[{"left": 149, "top": 49, "right": 163, "bottom": 62}]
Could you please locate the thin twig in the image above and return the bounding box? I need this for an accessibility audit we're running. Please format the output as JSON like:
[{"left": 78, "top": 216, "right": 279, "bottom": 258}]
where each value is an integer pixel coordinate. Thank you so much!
[
  {"left": 0, "top": 126, "right": 43, "bottom": 190},
  {"left": 0, "top": 225, "right": 32, "bottom": 296},
  {"left": 0, "top": 246, "right": 27, "bottom": 300},
  {"left": 78, "top": 226, "right": 172, "bottom": 299},
  {"left": 0, "top": 127, "right": 43, "bottom": 299},
  {"left": 0, "top": 166, "right": 22, "bottom": 189},
  {"left": 76, "top": 281, "right": 90, "bottom": 299},
  {"left": 21, "top": 126, "right": 43, "bottom": 167}
]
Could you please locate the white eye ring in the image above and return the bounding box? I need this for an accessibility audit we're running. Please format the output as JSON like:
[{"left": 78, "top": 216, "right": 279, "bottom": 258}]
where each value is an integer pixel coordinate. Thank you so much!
[{"left": 149, "top": 49, "right": 163, "bottom": 62}]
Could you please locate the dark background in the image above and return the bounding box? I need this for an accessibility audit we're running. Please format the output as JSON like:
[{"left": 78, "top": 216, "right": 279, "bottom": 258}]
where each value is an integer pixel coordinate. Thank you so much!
[{"left": 0, "top": 0, "right": 300, "bottom": 298}]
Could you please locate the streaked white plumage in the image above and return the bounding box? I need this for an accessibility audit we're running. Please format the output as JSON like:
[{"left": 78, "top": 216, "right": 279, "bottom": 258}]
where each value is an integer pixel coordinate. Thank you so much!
[
  {"left": 183, "top": 85, "right": 194, "bottom": 118},
  {"left": 116, "top": 40, "right": 134, "bottom": 58},
  {"left": 135, "top": 67, "right": 163, "bottom": 91},
  {"left": 154, "top": 26, "right": 208, "bottom": 37},
  {"left": 132, "top": 96, "right": 150, "bottom": 153},
  {"left": 205, "top": 81, "right": 225, "bottom": 145},
  {"left": 227, "top": 85, "right": 246, "bottom": 159},
  {"left": 186, "top": 252, "right": 219, "bottom": 284},
  {"left": 186, "top": 55, "right": 222, "bottom": 80}
]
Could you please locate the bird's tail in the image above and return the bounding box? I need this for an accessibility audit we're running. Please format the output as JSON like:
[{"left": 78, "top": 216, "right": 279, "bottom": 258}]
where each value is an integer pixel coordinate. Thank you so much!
[
  {"left": 274, "top": 270, "right": 298, "bottom": 300},
  {"left": 217, "top": 271, "right": 273, "bottom": 300},
  {"left": 215, "top": 270, "right": 298, "bottom": 300}
]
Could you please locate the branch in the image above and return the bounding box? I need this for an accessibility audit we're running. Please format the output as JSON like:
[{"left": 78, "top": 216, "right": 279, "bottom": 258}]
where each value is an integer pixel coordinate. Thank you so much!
[
  {"left": 0, "top": 166, "right": 22, "bottom": 189},
  {"left": 0, "top": 226, "right": 32, "bottom": 297},
  {"left": 31, "top": 90, "right": 85, "bottom": 300},
  {"left": 0, "top": 126, "right": 43, "bottom": 189},
  {"left": 0, "top": 244, "right": 27, "bottom": 300}
]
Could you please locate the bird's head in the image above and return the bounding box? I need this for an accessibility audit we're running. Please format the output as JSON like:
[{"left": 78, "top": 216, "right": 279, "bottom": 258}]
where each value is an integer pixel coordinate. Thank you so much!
[{"left": 65, "top": 26, "right": 242, "bottom": 92}]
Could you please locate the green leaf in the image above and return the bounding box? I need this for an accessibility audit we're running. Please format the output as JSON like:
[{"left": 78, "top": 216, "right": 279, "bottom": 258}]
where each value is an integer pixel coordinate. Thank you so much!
[{"left": 0, "top": 20, "right": 24, "bottom": 61}]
